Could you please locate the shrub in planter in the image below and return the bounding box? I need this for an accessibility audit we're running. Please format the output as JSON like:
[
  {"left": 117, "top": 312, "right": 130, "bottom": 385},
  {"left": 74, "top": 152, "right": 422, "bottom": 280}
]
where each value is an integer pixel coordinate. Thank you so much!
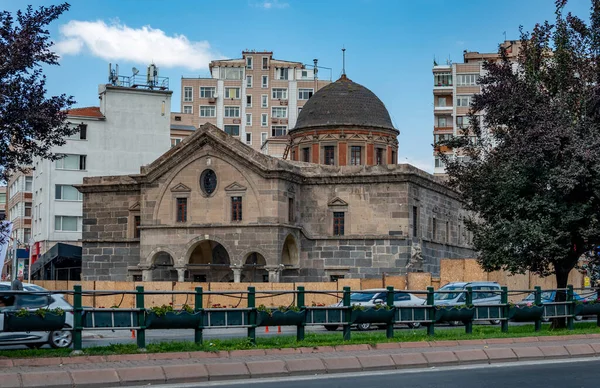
[
  {"left": 434, "top": 305, "right": 475, "bottom": 323},
  {"left": 145, "top": 304, "right": 202, "bottom": 329},
  {"left": 508, "top": 302, "right": 544, "bottom": 322},
  {"left": 256, "top": 305, "right": 305, "bottom": 326},
  {"left": 350, "top": 304, "right": 394, "bottom": 324},
  {"left": 4, "top": 307, "right": 66, "bottom": 332}
]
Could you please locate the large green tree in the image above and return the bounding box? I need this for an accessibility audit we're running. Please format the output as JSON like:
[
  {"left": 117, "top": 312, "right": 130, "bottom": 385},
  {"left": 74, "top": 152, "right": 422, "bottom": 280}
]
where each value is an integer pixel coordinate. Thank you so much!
[{"left": 440, "top": 0, "right": 600, "bottom": 298}]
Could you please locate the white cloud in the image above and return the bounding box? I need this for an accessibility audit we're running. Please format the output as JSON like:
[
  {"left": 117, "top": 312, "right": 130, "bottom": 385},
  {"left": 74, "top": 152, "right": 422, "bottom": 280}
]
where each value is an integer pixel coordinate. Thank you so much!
[
  {"left": 252, "top": 1, "right": 290, "bottom": 9},
  {"left": 54, "top": 20, "right": 221, "bottom": 70}
]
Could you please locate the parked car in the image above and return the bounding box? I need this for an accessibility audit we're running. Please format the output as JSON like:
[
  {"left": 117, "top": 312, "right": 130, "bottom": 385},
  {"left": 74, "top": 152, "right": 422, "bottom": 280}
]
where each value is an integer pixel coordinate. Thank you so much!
[
  {"left": 434, "top": 281, "right": 502, "bottom": 325},
  {"left": 521, "top": 290, "right": 597, "bottom": 322},
  {"left": 324, "top": 288, "right": 426, "bottom": 331},
  {"left": 0, "top": 282, "right": 74, "bottom": 348}
]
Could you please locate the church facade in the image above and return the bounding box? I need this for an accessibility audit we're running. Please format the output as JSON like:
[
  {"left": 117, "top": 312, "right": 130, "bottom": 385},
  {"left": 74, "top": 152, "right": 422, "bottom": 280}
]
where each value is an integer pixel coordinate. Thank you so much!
[{"left": 78, "top": 76, "right": 475, "bottom": 282}]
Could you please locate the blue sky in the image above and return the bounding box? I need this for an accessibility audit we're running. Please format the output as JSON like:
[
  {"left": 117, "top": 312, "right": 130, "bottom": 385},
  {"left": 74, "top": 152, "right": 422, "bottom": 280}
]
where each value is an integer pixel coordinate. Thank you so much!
[{"left": 1, "top": 0, "right": 591, "bottom": 172}]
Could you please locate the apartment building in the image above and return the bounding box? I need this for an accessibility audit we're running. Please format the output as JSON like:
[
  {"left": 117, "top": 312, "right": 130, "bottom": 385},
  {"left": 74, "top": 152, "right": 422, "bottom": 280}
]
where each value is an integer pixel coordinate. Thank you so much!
[
  {"left": 433, "top": 40, "right": 520, "bottom": 175},
  {"left": 179, "top": 51, "right": 330, "bottom": 152},
  {"left": 31, "top": 78, "right": 173, "bottom": 257},
  {"left": 0, "top": 186, "right": 6, "bottom": 221},
  {"left": 5, "top": 171, "right": 33, "bottom": 246}
]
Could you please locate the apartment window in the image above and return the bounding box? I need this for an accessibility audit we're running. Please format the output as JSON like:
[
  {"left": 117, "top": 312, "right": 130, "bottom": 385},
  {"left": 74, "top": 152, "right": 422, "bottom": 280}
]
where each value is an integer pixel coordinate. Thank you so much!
[
  {"left": 456, "top": 95, "right": 472, "bottom": 107},
  {"left": 231, "top": 196, "right": 242, "bottom": 221},
  {"left": 261, "top": 94, "right": 268, "bottom": 108},
  {"left": 246, "top": 113, "right": 252, "bottom": 126},
  {"left": 200, "top": 87, "right": 215, "bottom": 98},
  {"left": 224, "top": 106, "right": 240, "bottom": 117},
  {"left": 224, "top": 125, "right": 240, "bottom": 136},
  {"left": 174, "top": 116, "right": 182, "bottom": 121},
  {"left": 56, "top": 154, "right": 86, "bottom": 170},
  {"left": 25, "top": 176, "right": 32, "bottom": 192},
  {"left": 262, "top": 57, "right": 268, "bottom": 70},
  {"left": 55, "top": 215, "right": 81, "bottom": 232},
  {"left": 272, "top": 88, "right": 288, "bottom": 100},
  {"left": 55, "top": 185, "right": 83, "bottom": 201},
  {"left": 176, "top": 198, "right": 187, "bottom": 222},
  {"left": 456, "top": 74, "right": 480, "bottom": 86},
  {"left": 437, "top": 97, "right": 446, "bottom": 107},
  {"left": 222, "top": 67, "right": 243, "bottom": 80},
  {"left": 456, "top": 116, "right": 470, "bottom": 128},
  {"left": 24, "top": 228, "right": 31, "bottom": 243},
  {"left": 301, "top": 70, "right": 308, "bottom": 79},
  {"left": 272, "top": 126, "right": 287, "bottom": 137},
  {"left": 246, "top": 75, "right": 253, "bottom": 88},
  {"left": 200, "top": 105, "right": 216, "bottom": 117},
  {"left": 171, "top": 138, "right": 182, "bottom": 147},
  {"left": 134, "top": 216, "right": 141, "bottom": 238},
  {"left": 261, "top": 75, "right": 268, "bottom": 88},
  {"left": 376, "top": 148, "right": 383, "bottom": 165},
  {"left": 350, "top": 146, "right": 362, "bottom": 165},
  {"left": 225, "top": 87, "right": 240, "bottom": 99},
  {"left": 412, "top": 206, "right": 418, "bottom": 237},
  {"left": 302, "top": 147, "right": 310, "bottom": 162},
  {"left": 324, "top": 146, "right": 335, "bottom": 165},
  {"left": 298, "top": 88, "right": 313, "bottom": 100},
  {"left": 68, "top": 123, "right": 87, "bottom": 140},
  {"left": 261, "top": 132, "right": 268, "bottom": 146},
  {"left": 183, "top": 105, "right": 193, "bottom": 114},
  {"left": 246, "top": 56, "right": 253, "bottom": 69},
  {"left": 435, "top": 157, "right": 446, "bottom": 168},
  {"left": 434, "top": 73, "right": 452, "bottom": 87},
  {"left": 432, "top": 218, "right": 437, "bottom": 240},
  {"left": 24, "top": 202, "right": 32, "bottom": 217},
  {"left": 333, "top": 212, "right": 345, "bottom": 236},
  {"left": 436, "top": 116, "right": 448, "bottom": 128},
  {"left": 245, "top": 133, "right": 252, "bottom": 145},
  {"left": 261, "top": 114, "right": 268, "bottom": 127},
  {"left": 184, "top": 86, "right": 193, "bottom": 102},
  {"left": 434, "top": 134, "right": 452, "bottom": 143},
  {"left": 288, "top": 197, "right": 294, "bottom": 222},
  {"left": 271, "top": 107, "right": 287, "bottom": 118},
  {"left": 276, "top": 67, "right": 289, "bottom": 80}
]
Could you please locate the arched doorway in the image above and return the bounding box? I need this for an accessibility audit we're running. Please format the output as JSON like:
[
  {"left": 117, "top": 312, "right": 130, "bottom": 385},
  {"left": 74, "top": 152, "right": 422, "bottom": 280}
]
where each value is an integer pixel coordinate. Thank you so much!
[
  {"left": 242, "top": 252, "right": 267, "bottom": 282},
  {"left": 281, "top": 235, "right": 299, "bottom": 267},
  {"left": 188, "top": 240, "right": 232, "bottom": 282},
  {"left": 151, "top": 252, "right": 176, "bottom": 281}
]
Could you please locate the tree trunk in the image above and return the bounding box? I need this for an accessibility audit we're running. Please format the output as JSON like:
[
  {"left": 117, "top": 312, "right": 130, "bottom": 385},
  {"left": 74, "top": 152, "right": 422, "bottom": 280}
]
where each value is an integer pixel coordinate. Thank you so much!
[{"left": 551, "top": 267, "right": 571, "bottom": 329}]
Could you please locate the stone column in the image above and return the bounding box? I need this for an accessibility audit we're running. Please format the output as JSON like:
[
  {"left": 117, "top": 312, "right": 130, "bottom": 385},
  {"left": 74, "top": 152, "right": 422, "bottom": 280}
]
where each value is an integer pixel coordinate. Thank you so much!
[
  {"left": 176, "top": 267, "right": 186, "bottom": 282},
  {"left": 266, "top": 266, "right": 281, "bottom": 283},
  {"left": 231, "top": 266, "right": 243, "bottom": 283},
  {"left": 142, "top": 268, "right": 153, "bottom": 282}
]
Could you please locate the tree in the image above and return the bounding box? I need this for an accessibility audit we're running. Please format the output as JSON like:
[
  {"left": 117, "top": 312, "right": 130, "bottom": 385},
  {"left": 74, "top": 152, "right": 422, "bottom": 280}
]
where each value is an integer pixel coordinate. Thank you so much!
[
  {"left": 439, "top": 0, "right": 600, "bottom": 316},
  {"left": 0, "top": 3, "right": 75, "bottom": 243}
]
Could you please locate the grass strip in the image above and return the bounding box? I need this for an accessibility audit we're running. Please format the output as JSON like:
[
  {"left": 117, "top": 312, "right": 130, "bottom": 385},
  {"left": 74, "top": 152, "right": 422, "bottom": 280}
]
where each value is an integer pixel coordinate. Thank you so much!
[{"left": 1, "top": 321, "right": 598, "bottom": 358}]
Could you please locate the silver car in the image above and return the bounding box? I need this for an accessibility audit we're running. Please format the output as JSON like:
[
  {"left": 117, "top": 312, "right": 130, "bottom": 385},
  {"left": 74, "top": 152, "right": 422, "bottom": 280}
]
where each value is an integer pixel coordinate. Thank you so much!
[
  {"left": 0, "top": 282, "right": 74, "bottom": 349},
  {"left": 434, "top": 281, "right": 502, "bottom": 325}
]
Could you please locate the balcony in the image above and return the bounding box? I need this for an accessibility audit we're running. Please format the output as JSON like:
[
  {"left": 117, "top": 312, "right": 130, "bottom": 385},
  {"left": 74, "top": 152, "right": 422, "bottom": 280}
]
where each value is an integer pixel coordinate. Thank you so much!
[{"left": 434, "top": 105, "right": 453, "bottom": 112}]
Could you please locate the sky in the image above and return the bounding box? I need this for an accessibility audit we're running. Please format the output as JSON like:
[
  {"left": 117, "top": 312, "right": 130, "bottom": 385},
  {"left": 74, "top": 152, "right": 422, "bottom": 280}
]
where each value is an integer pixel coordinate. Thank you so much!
[{"left": 1, "top": 0, "right": 592, "bottom": 172}]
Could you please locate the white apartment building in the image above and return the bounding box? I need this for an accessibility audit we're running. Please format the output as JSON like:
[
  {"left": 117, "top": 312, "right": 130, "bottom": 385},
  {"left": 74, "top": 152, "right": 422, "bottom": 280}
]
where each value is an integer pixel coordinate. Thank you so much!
[{"left": 31, "top": 82, "right": 172, "bottom": 254}]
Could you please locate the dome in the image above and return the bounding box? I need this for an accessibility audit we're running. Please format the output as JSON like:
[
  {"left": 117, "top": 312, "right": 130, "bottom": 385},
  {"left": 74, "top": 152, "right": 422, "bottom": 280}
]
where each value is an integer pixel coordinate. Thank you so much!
[{"left": 292, "top": 75, "right": 396, "bottom": 132}]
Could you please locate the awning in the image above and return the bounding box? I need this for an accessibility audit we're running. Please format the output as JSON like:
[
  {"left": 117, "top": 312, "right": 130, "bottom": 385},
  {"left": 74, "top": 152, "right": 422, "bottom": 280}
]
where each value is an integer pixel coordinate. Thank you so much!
[{"left": 30, "top": 243, "right": 81, "bottom": 278}]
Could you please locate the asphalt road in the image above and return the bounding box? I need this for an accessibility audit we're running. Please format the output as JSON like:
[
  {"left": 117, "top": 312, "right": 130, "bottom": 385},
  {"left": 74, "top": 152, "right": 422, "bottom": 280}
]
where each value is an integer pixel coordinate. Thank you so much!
[{"left": 138, "top": 359, "right": 600, "bottom": 388}]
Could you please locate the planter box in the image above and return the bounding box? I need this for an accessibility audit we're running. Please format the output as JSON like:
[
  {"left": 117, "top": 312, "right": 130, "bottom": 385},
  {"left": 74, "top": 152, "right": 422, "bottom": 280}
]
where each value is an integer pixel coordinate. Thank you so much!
[
  {"left": 83, "top": 310, "right": 135, "bottom": 328},
  {"left": 145, "top": 311, "right": 202, "bottom": 329},
  {"left": 351, "top": 308, "right": 394, "bottom": 324},
  {"left": 575, "top": 303, "right": 600, "bottom": 316},
  {"left": 434, "top": 307, "right": 475, "bottom": 323},
  {"left": 256, "top": 310, "right": 305, "bottom": 327},
  {"left": 4, "top": 312, "right": 66, "bottom": 332},
  {"left": 508, "top": 305, "right": 544, "bottom": 322}
]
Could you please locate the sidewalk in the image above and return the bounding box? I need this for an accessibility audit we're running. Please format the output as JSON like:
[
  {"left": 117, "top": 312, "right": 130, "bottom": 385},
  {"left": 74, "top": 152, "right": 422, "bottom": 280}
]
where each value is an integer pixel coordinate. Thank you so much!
[{"left": 1, "top": 334, "right": 600, "bottom": 387}]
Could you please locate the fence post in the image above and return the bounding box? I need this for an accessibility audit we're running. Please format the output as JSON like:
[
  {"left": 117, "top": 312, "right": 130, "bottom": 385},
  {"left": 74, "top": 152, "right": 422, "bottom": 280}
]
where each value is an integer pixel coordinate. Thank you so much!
[
  {"left": 342, "top": 286, "right": 351, "bottom": 341},
  {"left": 73, "top": 285, "right": 83, "bottom": 352},
  {"left": 501, "top": 286, "right": 509, "bottom": 333},
  {"left": 135, "top": 286, "right": 146, "bottom": 349},
  {"left": 194, "top": 287, "right": 203, "bottom": 344},
  {"left": 248, "top": 286, "right": 256, "bottom": 344},
  {"left": 427, "top": 287, "right": 435, "bottom": 336},
  {"left": 386, "top": 286, "right": 394, "bottom": 339},
  {"left": 465, "top": 286, "right": 473, "bottom": 334},
  {"left": 534, "top": 286, "right": 542, "bottom": 332},
  {"left": 297, "top": 286, "right": 305, "bottom": 341},
  {"left": 596, "top": 289, "right": 600, "bottom": 328},
  {"left": 567, "top": 284, "right": 574, "bottom": 331}
]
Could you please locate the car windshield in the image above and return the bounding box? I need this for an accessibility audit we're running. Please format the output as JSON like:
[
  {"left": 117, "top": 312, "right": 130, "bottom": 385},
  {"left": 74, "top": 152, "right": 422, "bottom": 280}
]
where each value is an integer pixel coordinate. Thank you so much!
[
  {"left": 434, "top": 286, "right": 464, "bottom": 301},
  {"left": 24, "top": 285, "right": 47, "bottom": 291},
  {"left": 523, "top": 292, "right": 553, "bottom": 301},
  {"left": 350, "top": 292, "right": 379, "bottom": 302}
]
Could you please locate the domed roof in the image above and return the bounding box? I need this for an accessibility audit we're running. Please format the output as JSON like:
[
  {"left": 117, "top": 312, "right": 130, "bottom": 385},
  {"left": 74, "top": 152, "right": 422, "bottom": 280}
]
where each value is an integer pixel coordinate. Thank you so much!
[{"left": 292, "top": 75, "right": 396, "bottom": 132}]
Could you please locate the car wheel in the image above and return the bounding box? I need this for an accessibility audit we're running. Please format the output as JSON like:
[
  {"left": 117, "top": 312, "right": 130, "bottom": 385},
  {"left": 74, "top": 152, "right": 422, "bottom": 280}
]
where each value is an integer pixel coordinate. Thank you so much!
[
  {"left": 408, "top": 322, "right": 421, "bottom": 329},
  {"left": 575, "top": 315, "right": 583, "bottom": 321},
  {"left": 489, "top": 319, "right": 501, "bottom": 325},
  {"left": 357, "top": 323, "right": 371, "bottom": 331},
  {"left": 49, "top": 330, "right": 73, "bottom": 349},
  {"left": 448, "top": 321, "right": 461, "bottom": 326},
  {"left": 26, "top": 344, "right": 43, "bottom": 349},
  {"left": 541, "top": 317, "right": 550, "bottom": 323},
  {"left": 324, "top": 325, "right": 339, "bottom": 331}
]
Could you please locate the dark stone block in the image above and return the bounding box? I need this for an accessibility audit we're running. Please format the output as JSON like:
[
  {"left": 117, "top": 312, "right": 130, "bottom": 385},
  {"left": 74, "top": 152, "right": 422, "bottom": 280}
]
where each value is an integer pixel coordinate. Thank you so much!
[
  {"left": 320, "top": 251, "right": 334, "bottom": 258},
  {"left": 83, "top": 218, "right": 97, "bottom": 225},
  {"left": 339, "top": 246, "right": 355, "bottom": 251},
  {"left": 333, "top": 250, "right": 350, "bottom": 259},
  {"left": 364, "top": 240, "right": 375, "bottom": 246}
]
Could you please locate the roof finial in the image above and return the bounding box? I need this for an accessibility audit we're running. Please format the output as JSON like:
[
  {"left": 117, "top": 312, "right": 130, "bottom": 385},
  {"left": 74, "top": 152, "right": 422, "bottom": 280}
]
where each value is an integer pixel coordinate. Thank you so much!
[{"left": 342, "top": 46, "right": 346, "bottom": 76}]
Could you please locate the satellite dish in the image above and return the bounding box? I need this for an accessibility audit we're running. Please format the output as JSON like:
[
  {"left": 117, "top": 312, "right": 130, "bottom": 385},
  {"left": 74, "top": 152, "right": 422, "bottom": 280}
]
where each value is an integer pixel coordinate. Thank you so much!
[{"left": 132, "top": 67, "right": 139, "bottom": 76}]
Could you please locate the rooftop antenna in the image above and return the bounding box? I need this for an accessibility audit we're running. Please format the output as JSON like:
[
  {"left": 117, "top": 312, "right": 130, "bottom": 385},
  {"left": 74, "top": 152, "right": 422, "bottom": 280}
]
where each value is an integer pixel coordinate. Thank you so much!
[
  {"left": 503, "top": 31, "right": 507, "bottom": 41},
  {"left": 342, "top": 46, "right": 346, "bottom": 76}
]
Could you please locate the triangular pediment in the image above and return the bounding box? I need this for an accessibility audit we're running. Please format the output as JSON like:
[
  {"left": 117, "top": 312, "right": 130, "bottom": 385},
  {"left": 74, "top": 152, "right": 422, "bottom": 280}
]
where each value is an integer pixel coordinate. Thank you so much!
[
  {"left": 288, "top": 185, "right": 296, "bottom": 193},
  {"left": 224, "top": 182, "right": 247, "bottom": 192},
  {"left": 170, "top": 183, "right": 191, "bottom": 192},
  {"left": 128, "top": 202, "right": 141, "bottom": 211},
  {"left": 328, "top": 197, "right": 348, "bottom": 207}
]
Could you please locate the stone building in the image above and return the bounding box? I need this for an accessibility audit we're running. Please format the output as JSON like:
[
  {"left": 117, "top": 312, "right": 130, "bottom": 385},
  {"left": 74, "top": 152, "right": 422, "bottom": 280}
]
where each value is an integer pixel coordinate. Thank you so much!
[{"left": 78, "top": 76, "right": 475, "bottom": 282}]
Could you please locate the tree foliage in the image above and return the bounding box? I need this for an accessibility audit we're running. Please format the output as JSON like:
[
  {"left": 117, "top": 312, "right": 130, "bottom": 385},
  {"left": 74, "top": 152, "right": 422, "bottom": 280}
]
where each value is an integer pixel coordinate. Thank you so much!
[
  {"left": 439, "top": 0, "right": 600, "bottom": 290},
  {"left": 0, "top": 3, "right": 75, "bottom": 183}
]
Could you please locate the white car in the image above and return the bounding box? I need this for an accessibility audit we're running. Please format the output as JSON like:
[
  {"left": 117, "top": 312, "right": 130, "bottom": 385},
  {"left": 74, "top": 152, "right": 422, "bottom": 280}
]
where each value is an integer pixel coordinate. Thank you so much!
[
  {"left": 325, "top": 288, "right": 426, "bottom": 331},
  {"left": 0, "top": 282, "right": 74, "bottom": 348}
]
